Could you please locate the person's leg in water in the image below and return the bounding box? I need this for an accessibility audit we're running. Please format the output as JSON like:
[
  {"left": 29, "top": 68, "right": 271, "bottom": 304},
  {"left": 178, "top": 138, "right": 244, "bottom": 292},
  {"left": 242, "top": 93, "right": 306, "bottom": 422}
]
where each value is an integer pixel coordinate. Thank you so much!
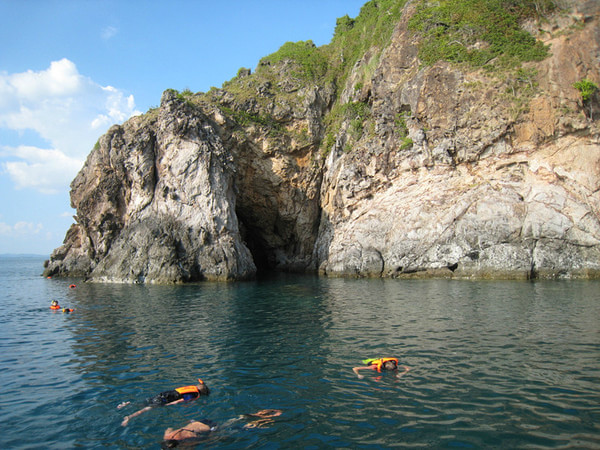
[
  {"left": 161, "top": 410, "right": 283, "bottom": 447},
  {"left": 242, "top": 409, "right": 283, "bottom": 429}
]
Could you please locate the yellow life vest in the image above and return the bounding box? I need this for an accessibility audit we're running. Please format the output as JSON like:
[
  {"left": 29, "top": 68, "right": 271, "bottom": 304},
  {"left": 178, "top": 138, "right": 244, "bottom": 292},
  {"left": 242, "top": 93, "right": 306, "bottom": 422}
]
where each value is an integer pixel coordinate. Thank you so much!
[{"left": 368, "top": 357, "right": 399, "bottom": 372}]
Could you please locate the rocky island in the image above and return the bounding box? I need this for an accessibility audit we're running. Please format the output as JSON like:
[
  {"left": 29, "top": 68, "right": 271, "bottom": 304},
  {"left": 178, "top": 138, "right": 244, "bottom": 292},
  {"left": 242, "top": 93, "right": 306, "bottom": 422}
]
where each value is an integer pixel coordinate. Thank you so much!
[{"left": 44, "top": 0, "right": 600, "bottom": 283}]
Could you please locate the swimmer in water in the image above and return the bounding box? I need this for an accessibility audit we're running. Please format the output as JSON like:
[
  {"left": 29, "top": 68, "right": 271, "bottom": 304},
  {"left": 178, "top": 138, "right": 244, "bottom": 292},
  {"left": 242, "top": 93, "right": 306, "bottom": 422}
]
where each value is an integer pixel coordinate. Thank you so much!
[
  {"left": 120, "top": 379, "right": 209, "bottom": 426},
  {"left": 352, "top": 357, "right": 410, "bottom": 379},
  {"left": 161, "top": 409, "right": 282, "bottom": 448}
]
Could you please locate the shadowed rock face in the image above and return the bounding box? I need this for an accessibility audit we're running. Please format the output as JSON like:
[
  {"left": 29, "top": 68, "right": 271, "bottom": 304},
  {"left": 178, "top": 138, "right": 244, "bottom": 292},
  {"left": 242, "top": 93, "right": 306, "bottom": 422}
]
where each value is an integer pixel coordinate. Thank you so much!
[{"left": 44, "top": 1, "right": 600, "bottom": 283}]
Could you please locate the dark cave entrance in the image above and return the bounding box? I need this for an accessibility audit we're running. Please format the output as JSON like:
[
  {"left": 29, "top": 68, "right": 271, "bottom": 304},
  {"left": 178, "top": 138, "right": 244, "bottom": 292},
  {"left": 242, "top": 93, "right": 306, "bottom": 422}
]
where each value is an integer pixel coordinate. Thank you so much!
[
  {"left": 237, "top": 215, "right": 277, "bottom": 277},
  {"left": 244, "top": 229, "right": 272, "bottom": 276}
]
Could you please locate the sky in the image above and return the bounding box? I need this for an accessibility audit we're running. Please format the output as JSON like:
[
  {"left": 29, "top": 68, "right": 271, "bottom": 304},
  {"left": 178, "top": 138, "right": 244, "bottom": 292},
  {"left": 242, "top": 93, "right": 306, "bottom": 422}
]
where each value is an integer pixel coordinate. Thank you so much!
[{"left": 0, "top": 0, "right": 366, "bottom": 255}]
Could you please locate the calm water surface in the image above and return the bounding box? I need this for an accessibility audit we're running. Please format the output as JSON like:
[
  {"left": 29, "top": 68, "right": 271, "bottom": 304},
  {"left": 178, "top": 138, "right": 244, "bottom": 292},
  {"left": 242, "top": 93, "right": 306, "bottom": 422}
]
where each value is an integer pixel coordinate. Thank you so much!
[{"left": 0, "top": 256, "right": 599, "bottom": 449}]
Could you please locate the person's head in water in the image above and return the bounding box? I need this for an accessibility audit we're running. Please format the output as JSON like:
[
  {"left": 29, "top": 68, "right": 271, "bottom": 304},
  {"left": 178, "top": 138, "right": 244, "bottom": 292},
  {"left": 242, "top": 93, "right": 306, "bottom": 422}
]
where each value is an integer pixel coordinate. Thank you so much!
[
  {"left": 51, "top": 300, "right": 58, "bottom": 306},
  {"left": 352, "top": 357, "right": 410, "bottom": 379},
  {"left": 196, "top": 379, "right": 210, "bottom": 396},
  {"left": 382, "top": 360, "right": 398, "bottom": 371}
]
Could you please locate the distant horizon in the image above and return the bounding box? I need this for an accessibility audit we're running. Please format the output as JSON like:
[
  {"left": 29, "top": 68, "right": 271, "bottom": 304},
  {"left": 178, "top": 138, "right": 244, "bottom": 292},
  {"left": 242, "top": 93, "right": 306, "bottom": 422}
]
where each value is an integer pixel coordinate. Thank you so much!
[{"left": 0, "top": 253, "right": 48, "bottom": 258}]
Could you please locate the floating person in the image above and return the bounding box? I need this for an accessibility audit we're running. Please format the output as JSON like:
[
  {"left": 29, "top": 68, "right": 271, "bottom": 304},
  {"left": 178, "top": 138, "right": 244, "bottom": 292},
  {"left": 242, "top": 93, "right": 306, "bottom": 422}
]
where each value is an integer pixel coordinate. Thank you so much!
[
  {"left": 161, "top": 409, "right": 283, "bottom": 448},
  {"left": 62, "top": 307, "right": 74, "bottom": 313},
  {"left": 50, "top": 300, "right": 61, "bottom": 310},
  {"left": 352, "top": 357, "right": 411, "bottom": 379},
  {"left": 120, "top": 379, "right": 210, "bottom": 426}
]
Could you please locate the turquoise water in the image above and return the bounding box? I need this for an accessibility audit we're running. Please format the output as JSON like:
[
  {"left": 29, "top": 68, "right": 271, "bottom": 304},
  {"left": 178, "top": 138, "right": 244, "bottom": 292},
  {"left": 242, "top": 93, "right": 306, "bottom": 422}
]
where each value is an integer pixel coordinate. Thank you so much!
[{"left": 1, "top": 256, "right": 599, "bottom": 449}]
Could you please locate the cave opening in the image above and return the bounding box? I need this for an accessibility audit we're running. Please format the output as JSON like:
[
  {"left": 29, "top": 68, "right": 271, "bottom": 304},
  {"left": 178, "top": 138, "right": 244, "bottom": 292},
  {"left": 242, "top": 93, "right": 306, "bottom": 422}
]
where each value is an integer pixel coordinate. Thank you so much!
[
  {"left": 237, "top": 211, "right": 278, "bottom": 277},
  {"left": 244, "top": 228, "right": 272, "bottom": 276}
]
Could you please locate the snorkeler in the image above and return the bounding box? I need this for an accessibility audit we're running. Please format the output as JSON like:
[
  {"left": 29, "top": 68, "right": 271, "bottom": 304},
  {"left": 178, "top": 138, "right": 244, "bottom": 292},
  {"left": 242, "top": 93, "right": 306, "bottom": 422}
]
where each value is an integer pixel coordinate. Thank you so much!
[
  {"left": 50, "top": 300, "right": 60, "bottom": 310},
  {"left": 161, "top": 409, "right": 282, "bottom": 448},
  {"left": 120, "top": 379, "right": 210, "bottom": 426},
  {"left": 352, "top": 357, "right": 410, "bottom": 379}
]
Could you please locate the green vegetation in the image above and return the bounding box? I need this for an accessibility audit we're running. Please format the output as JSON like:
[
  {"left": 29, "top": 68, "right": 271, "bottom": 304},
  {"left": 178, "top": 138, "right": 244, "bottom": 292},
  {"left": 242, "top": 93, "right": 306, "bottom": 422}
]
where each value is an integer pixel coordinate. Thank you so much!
[
  {"left": 188, "top": 0, "right": 565, "bottom": 156},
  {"left": 177, "top": 88, "right": 195, "bottom": 100},
  {"left": 318, "top": 1, "right": 407, "bottom": 153},
  {"left": 395, "top": 111, "right": 414, "bottom": 150},
  {"left": 223, "top": 1, "right": 407, "bottom": 155},
  {"left": 162, "top": 88, "right": 198, "bottom": 108},
  {"left": 256, "top": 0, "right": 406, "bottom": 86},
  {"left": 220, "top": 106, "right": 282, "bottom": 136},
  {"left": 573, "top": 78, "right": 598, "bottom": 120},
  {"left": 502, "top": 67, "right": 540, "bottom": 119},
  {"left": 573, "top": 78, "right": 598, "bottom": 102},
  {"left": 327, "top": 1, "right": 406, "bottom": 82},
  {"left": 400, "top": 137, "right": 414, "bottom": 150},
  {"left": 258, "top": 40, "right": 328, "bottom": 81},
  {"left": 346, "top": 101, "right": 372, "bottom": 139},
  {"left": 408, "top": 0, "right": 556, "bottom": 69},
  {"left": 321, "top": 100, "right": 373, "bottom": 154}
]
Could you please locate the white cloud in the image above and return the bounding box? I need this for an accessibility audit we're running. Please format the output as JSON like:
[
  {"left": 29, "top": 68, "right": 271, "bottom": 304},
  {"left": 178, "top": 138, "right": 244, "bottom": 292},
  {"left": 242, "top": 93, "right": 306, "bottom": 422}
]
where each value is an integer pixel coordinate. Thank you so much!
[
  {"left": 0, "top": 222, "right": 11, "bottom": 235},
  {"left": 2, "top": 145, "right": 83, "bottom": 194},
  {"left": 0, "top": 58, "right": 142, "bottom": 194},
  {"left": 101, "top": 26, "right": 118, "bottom": 40},
  {"left": 0, "top": 221, "right": 43, "bottom": 237},
  {"left": 8, "top": 59, "right": 82, "bottom": 101}
]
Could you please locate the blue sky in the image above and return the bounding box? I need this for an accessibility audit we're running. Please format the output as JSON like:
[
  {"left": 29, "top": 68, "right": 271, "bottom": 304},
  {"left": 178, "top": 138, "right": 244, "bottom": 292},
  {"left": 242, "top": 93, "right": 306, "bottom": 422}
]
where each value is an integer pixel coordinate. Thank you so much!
[{"left": 0, "top": 0, "right": 366, "bottom": 255}]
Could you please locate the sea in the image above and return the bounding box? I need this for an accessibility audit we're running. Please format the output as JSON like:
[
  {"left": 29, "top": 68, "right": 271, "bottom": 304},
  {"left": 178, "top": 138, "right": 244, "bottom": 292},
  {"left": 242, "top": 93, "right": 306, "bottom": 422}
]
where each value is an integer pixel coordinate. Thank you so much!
[{"left": 0, "top": 255, "right": 599, "bottom": 449}]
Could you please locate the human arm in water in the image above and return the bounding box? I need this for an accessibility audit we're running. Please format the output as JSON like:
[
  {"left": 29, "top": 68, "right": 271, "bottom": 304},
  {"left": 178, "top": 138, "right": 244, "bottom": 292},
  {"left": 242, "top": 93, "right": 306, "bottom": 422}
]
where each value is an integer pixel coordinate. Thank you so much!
[
  {"left": 395, "top": 365, "right": 411, "bottom": 378},
  {"left": 120, "top": 397, "right": 189, "bottom": 426},
  {"left": 121, "top": 406, "right": 152, "bottom": 426},
  {"left": 352, "top": 365, "right": 377, "bottom": 379},
  {"left": 352, "top": 364, "right": 412, "bottom": 379}
]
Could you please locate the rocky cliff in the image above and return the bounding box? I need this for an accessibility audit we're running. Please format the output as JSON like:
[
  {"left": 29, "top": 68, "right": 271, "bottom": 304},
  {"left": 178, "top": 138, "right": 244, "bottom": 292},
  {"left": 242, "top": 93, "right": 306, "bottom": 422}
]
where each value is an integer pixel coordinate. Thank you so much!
[{"left": 44, "top": 0, "right": 600, "bottom": 283}]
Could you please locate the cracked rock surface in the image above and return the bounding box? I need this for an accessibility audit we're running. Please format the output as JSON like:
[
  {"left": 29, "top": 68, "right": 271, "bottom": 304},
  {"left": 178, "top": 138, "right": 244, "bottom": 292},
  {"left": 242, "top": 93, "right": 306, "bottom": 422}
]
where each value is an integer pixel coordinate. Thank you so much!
[{"left": 44, "top": 1, "right": 600, "bottom": 282}]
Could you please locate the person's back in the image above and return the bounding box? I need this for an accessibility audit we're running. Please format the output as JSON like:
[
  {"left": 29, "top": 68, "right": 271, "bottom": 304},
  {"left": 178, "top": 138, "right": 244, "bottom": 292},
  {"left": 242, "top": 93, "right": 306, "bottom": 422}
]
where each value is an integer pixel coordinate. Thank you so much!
[{"left": 121, "top": 379, "right": 209, "bottom": 426}]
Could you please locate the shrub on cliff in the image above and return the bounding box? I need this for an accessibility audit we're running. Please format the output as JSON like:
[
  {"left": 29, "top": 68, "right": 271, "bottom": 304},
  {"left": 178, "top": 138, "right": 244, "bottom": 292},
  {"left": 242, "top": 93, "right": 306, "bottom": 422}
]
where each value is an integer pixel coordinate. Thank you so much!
[
  {"left": 573, "top": 78, "right": 598, "bottom": 103},
  {"left": 256, "top": 0, "right": 406, "bottom": 87},
  {"left": 326, "top": 0, "right": 406, "bottom": 86},
  {"left": 573, "top": 78, "right": 599, "bottom": 120},
  {"left": 408, "top": 0, "right": 555, "bottom": 68},
  {"left": 258, "top": 40, "right": 328, "bottom": 81}
]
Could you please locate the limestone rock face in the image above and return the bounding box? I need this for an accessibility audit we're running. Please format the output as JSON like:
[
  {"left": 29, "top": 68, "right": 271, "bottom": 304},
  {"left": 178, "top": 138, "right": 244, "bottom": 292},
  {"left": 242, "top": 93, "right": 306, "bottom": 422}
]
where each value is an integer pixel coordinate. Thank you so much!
[
  {"left": 315, "top": 0, "right": 600, "bottom": 280},
  {"left": 45, "top": 1, "right": 600, "bottom": 282},
  {"left": 46, "top": 91, "right": 256, "bottom": 282}
]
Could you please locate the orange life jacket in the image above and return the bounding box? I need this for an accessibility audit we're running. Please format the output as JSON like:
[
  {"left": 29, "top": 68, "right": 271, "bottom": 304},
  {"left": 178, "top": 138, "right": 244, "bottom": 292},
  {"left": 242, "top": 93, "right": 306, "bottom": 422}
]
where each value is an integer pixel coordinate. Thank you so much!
[
  {"left": 50, "top": 305, "right": 60, "bottom": 310},
  {"left": 175, "top": 385, "right": 200, "bottom": 398},
  {"left": 369, "top": 357, "right": 399, "bottom": 372}
]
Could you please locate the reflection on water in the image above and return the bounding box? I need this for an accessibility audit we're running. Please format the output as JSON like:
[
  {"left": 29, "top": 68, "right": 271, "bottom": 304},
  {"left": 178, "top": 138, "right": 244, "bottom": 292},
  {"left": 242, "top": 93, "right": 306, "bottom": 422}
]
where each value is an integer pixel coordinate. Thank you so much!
[{"left": 0, "top": 257, "right": 599, "bottom": 449}]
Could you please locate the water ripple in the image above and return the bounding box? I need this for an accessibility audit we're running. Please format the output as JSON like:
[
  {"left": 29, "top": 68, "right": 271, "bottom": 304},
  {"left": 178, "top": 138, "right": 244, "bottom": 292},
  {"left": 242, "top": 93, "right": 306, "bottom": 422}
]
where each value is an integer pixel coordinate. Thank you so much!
[{"left": 0, "top": 262, "right": 599, "bottom": 448}]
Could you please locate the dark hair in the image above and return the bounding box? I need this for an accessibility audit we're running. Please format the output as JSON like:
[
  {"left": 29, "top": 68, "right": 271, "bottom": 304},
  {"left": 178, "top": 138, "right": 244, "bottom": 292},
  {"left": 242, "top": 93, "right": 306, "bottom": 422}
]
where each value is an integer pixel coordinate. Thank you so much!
[
  {"left": 161, "top": 439, "right": 179, "bottom": 449},
  {"left": 198, "top": 383, "right": 210, "bottom": 396},
  {"left": 383, "top": 360, "right": 397, "bottom": 370}
]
